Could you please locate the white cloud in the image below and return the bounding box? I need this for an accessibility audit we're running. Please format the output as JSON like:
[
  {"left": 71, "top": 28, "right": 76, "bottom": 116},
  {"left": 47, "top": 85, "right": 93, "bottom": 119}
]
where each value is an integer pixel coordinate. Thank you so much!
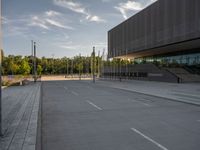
[
  {"left": 45, "top": 19, "right": 74, "bottom": 30},
  {"left": 86, "top": 15, "right": 106, "bottom": 23},
  {"left": 28, "top": 11, "right": 74, "bottom": 30},
  {"left": 29, "top": 16, "right": 50, "bottom": 30},
  {"left": 45, "top": 10, "right": 61, "bottom": 17},
  {"left": 115, "top": 1, "right": 143, "bottom": 19},
  {"left": 53, "top": 0, "right": 106, "bottom": 23},
  {"left": 54, "top": 0, "right": 88, "bottom": 15},
  {"left": 115, "top": 0, "right": 157, "bottom": 19},
  {"left": 2, "top": 17, "right": 30, "bottom": 37},
  {"left": 4, "top": 25, "right": 29, "bottom": 37}
]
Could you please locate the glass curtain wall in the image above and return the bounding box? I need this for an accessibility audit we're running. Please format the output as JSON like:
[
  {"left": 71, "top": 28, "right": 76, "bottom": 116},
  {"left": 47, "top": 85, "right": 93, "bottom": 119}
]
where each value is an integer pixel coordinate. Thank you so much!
[{"left": 134, "top": 53, "right": 200, "bottom": 65}]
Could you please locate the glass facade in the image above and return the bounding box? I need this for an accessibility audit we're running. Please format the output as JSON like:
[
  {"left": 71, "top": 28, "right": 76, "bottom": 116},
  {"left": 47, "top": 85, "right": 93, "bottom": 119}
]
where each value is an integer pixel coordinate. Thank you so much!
[{"left": 135, "top": 52, "right": 200, "bottom": 66}]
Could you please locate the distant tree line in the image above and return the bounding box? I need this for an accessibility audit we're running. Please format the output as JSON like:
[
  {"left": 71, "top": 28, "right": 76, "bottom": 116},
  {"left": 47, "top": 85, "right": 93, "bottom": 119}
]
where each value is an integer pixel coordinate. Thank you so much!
[
  {"left": 1, "top": 49, "right": 140, "bottom": 77},
  {"left": 2, "top": 54, "right": 102, "bottom": 76}
]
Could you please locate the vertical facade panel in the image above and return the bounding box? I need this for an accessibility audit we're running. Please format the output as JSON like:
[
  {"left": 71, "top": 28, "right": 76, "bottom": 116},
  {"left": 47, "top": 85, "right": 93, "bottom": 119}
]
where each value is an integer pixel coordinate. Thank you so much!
[{"left": 108, "top": 0, "right": 200, "bottom": 58}]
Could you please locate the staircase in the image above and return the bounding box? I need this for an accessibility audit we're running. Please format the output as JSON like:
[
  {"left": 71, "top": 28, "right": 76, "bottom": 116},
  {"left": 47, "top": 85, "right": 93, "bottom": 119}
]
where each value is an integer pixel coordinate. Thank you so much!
[
  {"left": 166, "top": 67, "right": 200, "bottom": 82},
  {"left": 184, "top": 66, "right": 200, "bottom": 75}
]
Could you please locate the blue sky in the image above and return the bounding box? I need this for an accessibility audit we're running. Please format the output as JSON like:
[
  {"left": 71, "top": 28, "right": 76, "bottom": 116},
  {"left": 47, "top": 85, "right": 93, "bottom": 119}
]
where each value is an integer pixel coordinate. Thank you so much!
[{"left": 2, "top": 0, "right": 156, "bottom": 58}]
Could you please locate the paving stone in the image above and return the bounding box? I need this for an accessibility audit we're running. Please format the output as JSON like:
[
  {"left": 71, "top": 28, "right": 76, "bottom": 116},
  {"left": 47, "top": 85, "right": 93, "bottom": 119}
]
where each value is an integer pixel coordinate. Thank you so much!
[{"left": 0, "top": 83, "right": 41, "bottom": 150}]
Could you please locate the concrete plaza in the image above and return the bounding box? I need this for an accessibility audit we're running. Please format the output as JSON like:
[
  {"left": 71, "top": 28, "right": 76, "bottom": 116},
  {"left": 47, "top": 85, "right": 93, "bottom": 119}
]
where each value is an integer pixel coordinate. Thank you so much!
[
  {"left": 41, "top": 80, "right": 200, "bottom": 150},
  {"left": 0, "top": 79, "right": 200, "bottom": 150},
  {"left": 98, "top": 79, "right": 200, "bottom": 105}
]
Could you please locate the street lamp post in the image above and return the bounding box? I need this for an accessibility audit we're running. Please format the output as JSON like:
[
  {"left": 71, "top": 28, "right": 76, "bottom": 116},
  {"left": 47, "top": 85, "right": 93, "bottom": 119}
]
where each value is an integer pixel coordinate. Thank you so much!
[
  {"left": 34, "top": 42, "right": 37, "bottom": 82},
  {"left": 71, "top": 59, "right": 73, "bottom": 78},
  {"left": 119, "top": 58, "right": 122, "bottom": 82},
  {"left": 31, "top": 40, "right": 34, "bottom": 78},
  {"left": 92, "top": 47, "right": 95, "bottom": 83},
  {"left": 66, "top": 58, "right": 68, "bottom": 78},
  {"left": 101, "top": 49, "right": 105, "bottom": 79},
  {"left": 98, "top": 51, "right": 100, "bottom": 78},
  {"left": 79, "top": 53, "right": 81, "bottom": 80},
  {"left": 52, "top": 54, "right": 54, "bottom": 75},
  {"left": 0, "top": 0, "right": 3, "bottom": 136}
]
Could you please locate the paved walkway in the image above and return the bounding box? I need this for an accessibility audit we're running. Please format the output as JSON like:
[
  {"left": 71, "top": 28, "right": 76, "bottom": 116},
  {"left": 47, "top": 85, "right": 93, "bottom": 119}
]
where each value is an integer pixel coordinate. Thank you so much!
[
  {"left": 0, "top": 82, "right": 41, "bottom": 150},
  {"left": 98, "top": 79, "right": 200, "bottom": 105},
  {"left": 41, "top": 80, "right": 200, "bottom": 150}
]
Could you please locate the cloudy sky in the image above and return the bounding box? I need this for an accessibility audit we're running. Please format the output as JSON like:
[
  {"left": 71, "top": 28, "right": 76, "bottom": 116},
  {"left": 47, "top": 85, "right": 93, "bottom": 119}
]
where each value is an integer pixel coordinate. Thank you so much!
[{"left": 2, "top": 0, "right": 156, "bottom": 58}]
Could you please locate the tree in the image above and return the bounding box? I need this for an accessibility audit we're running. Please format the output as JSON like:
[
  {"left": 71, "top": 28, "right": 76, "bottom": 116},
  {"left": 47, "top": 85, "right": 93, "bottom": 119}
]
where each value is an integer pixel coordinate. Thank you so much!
[
  {"left": 19, "top": 59, "right": 31, "bottom": 75},
  {"left": 9, "top": 61, "right": 19, "bottom": 75},
  {"left": 37, "top": 65, "right": 43, "bottom": 76},
  {"left": 2, "top": 54, "right": 106, "bottom": 76}
]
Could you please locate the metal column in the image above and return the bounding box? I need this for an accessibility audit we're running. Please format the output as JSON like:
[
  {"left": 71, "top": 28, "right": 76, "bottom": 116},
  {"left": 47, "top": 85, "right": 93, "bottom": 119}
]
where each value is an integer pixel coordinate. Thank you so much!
[
  {"left": 34, "top": 42, "right": 37, "bottom": 82},
  {"left": 92, "top": 47, "right": 95, "bottom": 83}
]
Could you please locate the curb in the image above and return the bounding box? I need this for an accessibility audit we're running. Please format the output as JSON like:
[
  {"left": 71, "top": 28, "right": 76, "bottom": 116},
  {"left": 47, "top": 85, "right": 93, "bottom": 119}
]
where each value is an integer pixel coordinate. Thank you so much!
[
  {"left": 2, "top": 86, "right": 8, "bottom": 89},
  {"left": 97, "top": 80, "right": 200, "bottom": 106},
  {"left": 111, "top": 86, "right": 200, "bottom": 106}
]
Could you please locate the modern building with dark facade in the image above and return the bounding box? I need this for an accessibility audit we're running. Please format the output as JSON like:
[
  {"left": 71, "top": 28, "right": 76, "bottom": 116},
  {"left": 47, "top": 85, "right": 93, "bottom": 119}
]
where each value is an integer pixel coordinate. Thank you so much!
[
  {"left": 108, "top": 0, "right": 200, "bottom": 65},
  {"left": 105, "top": 0, "right": 200, "bottom": 82}
]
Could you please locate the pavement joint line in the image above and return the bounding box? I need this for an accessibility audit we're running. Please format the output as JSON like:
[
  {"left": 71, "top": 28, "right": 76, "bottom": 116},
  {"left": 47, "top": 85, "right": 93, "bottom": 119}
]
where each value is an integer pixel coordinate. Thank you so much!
[
  {"left": 86, "top": 100, "right": 102, "bottom": 110},
  {"left": 128, "top": 98, "right": 152, "bottom": 107},
  {"left": 63, "top": 87, "right": 68, "bottom": 90},
  {"left": 21, "top": 85, "right": 39, "bottom": 149},
  {"left": 131, "top": 128, "right": 168, "bottom": 150},
  {"left": 71, "top": 91, "right": 79, "bottom": 96},
  {"left": 139, "top": 101, "right": 152, "bottom": 107}
]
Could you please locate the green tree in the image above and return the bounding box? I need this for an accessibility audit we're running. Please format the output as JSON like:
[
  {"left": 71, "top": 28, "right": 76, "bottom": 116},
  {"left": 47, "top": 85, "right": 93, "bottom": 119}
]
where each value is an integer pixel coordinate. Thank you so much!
[
  {"left": 19, "top": 59, "right": 31, "bottom": 75},
  {"left": 37, "top": 65, "right": 43, "bottom": 76},
  {"left": 9, "top": 61, "right": 19, "bottom": 74}
]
